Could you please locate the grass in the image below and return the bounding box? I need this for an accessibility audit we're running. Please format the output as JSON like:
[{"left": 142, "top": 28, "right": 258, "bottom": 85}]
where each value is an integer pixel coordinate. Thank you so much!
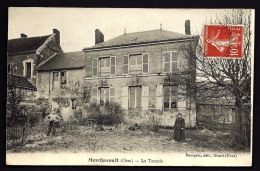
[{"left": 6, "top": 122, "right": 250, "bottom": 153}]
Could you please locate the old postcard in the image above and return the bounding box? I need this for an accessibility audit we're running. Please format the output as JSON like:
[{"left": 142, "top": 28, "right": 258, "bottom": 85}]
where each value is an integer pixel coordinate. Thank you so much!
[{"left": 6, "top": 8, "right": 254, "bottom": 166}]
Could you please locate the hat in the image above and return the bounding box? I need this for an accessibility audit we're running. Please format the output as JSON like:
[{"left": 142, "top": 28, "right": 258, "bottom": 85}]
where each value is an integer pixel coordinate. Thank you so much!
[{"left": 177, "top": 113, "right": 182, "bottom": 116}]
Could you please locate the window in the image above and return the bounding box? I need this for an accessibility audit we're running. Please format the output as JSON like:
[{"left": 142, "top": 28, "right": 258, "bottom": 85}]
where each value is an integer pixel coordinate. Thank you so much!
[
  {"left": 53, "top": 72, "right": 59, "bottom": 88},
  {"left": 163, "top": 51, "right": 178, "bottom": 73},
  {"left": 163, "top": 85, "right": 177, "bottom": 108},
  {"left": 124, "top": 53, "right": 149, "bottom": 75},
  {"left": 26, "top": 62, "right": 32, "bottom": 78},
  {"left": 129, "top": 54, "right": 142, "bottom": 74},
  {"left": 129, "top": 86, "right": 142, "bottom": 108},
  {"left": 92, "top": 56, "right": 116, "bottom": 77},
  {"left": 99, "top": 87, "right": 110, "bottom": 105},
  {"left": 100, "top": 57, "right": 110, "bottom": 76},
  {"left": 91, "top": 87, "right": 115, "bottom": 104},
  {"left": 61, "top": 71, "right": 67, "bottom": 87},
  {"left": 7, "top": 64, "right": 12, "bottom": 74},
  {"left": 71, "top": 99, "right": 78, "bottom": 109},
  {"left": 53, "top": 71, "right": 67, "bottom": 89}
]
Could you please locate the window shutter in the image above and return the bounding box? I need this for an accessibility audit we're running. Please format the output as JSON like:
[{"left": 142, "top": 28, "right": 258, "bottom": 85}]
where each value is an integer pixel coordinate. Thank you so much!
[
  {"left": 142, "top": 53, "right": 149, "bottom": 74},
  {"left": 122, "top": 86, "right": 128, "bottom": 109},
  {"left": 142, "top": 86, "right": 149, "bottom": 109},
  {"left": 110, "top": 87, "right": 115, "bottom": 102},
  {"left": 110, "top": 56, "right": 116, "bottom": 76},
  {"left": 172, "top": 51, "right": 178, "bottom": 72},
  {"left": 155, "top": 85, "right": 163, "bottom": 109},
  {"left": 91, "top": 87, "right": 98, "bottom": 102},
  {"left": 123, "top": 55, "right": 128, "bottom": 75},
  {"left": 92, "top": 58, "right": 98, "bottom": 77},
  {"left": 177, "top": 85, "right": 186, "bottom": 108}
]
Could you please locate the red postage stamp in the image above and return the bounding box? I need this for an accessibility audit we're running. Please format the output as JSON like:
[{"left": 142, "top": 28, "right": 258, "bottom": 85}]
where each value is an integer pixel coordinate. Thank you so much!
[{"left": 203, "top": 25, "right": 243, "bottom": 58}]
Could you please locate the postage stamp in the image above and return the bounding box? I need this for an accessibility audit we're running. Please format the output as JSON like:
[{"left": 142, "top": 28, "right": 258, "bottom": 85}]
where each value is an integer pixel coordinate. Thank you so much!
[{"left": 203, "top": 25, "right": 243, "bottom": 58}]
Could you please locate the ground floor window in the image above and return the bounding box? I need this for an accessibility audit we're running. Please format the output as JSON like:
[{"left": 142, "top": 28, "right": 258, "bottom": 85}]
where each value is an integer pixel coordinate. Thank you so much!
[
  {"left": 99, "top": 87, "right": 110, "bottom": 105},
  {"left": 129, "top": 86, "right": 142, "bottom": 108},
  {"left": 163, "top": 85, "right": 177, "bottom": 108},
  {"left": 71, "top": 99, "right": 78, "bottom": 109}
]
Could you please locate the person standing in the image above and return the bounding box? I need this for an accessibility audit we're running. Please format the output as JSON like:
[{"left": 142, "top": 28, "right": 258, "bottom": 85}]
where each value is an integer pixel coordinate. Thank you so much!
[
  {"left": 45, "top": 110, "right": 61, "bottom": 136},
  {"left": 173, "top": 113, "right": 185, "bottom": 142}
]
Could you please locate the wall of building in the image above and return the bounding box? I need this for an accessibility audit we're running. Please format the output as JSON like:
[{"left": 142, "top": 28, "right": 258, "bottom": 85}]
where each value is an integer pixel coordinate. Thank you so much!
[
  {"left": 37, "top": 35, "right": 63, "bottom": 65},
  {"left": 84, "top": 40, "right": 197, "bottom": 77},
  {"left": 83, "top": 39, "right": 198, "bottom": 127},
  {"left": 85, "top": 75, "right": 196, "bottom": 127},
  {"left": 197, "top": 105, "right": 235, "bottom": 123},
  {"left": 37, "top": 68, "right": 85, "bottom": 121}
]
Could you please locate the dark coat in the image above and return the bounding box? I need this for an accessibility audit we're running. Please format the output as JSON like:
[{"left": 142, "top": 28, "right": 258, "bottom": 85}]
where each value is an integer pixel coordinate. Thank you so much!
[{"left": 173, "top": 117, "right": 185, "bottom": 141}]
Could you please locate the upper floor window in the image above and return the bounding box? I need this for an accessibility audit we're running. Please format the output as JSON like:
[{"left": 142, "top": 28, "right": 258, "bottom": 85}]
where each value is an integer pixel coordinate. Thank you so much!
[
  {"left": 123, "top": 53, "right": 149, "bottom": 75},
  {"left": 53, "top": 72, "right": 59, "bottom": 88},
  {"left": 7, "top": 64, "right": 12, "bottom": 74},
  {"left": 163, "top": 51, "right": 178, "bottom": 73},
  {"left": 61, "top": 71, "right": 67, "bottom": 87},
  {"left": 129, "top": 54, "right": 142, "bottom": 74},
  {"left": 23, "top": 59, "right": 34, "bottom": 79},
  {"left": 92, "top": 56, "right": 116, "bottom": 77},
  {"left": 25, "top": 62, "right": 32, "bottom": 79},
  {"left": 52, "top": 71, "right": 67, "bottom": 89}
]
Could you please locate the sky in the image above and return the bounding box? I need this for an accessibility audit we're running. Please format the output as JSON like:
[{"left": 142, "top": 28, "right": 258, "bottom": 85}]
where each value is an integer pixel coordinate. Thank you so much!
[{"left": 8, "top": 8, "right": 226, "bottom": 52}]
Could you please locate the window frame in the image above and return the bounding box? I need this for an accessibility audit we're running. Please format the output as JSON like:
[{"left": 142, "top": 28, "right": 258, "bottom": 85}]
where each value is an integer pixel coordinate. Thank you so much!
[
  {"left": 52, "top": 70, "right": 68, "bottom": 89},
  {"left": 93, "top": 56, "right": 117, "bottom": 77},
  {"left": 7, "top": 63, "right": 12, "bottom": 74},
  {"left": 71, "top": 99, "right": 78, "bottom": 110},
  {"left": 163, "top": 85, "right": 178, "bottom": 109},
  {"left": 129, "top": 86, "right": 142, "bottom": 109},
  {"left": 162, "top": 51, "right": 178, "bottom": 73},
  {"left": 127, "top": 53, "right": 149, "bottom": 75}
]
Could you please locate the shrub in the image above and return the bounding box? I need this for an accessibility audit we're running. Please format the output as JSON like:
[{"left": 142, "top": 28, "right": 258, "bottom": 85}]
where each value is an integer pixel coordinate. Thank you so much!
[
  {"left": 142, "top": 111, "right": 162, "bottom": 132},
  {"left": 86, "top": 101, "right": 124, "bottom": 125}
]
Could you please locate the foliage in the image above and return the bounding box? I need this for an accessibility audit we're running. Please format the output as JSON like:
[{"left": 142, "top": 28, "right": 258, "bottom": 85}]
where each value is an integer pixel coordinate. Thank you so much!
[{"left": 86, "top": 101, "right": 125, "bottom": 125}]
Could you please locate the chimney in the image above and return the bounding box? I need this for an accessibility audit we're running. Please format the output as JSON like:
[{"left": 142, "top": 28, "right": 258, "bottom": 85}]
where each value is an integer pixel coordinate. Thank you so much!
[
  {"left": 21, "top": 33, "right": 27, "bottom": 38},
  {"left": 53, "top": 29, "right": 60, "bottom": 45},
  {"left": 185, "top": 20, "right": 191, "bottom": 35},
  {"left": 95, "top": 29, "right": 104, "bottom": 45}
]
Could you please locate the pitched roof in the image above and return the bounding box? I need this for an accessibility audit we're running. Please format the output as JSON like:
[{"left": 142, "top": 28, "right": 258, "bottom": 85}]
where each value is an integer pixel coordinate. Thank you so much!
[
  {"left": 84, "top": 29, "right": 198, "bottom": 50},
  {"left": 7, "top": 74, "right": 36, "bottom": 91},
  {"left": 8, "top": 35, "right": 52, "bottom": 55},
  {"left": 36, "top": 51, "right": 85, "bottom": 71}
]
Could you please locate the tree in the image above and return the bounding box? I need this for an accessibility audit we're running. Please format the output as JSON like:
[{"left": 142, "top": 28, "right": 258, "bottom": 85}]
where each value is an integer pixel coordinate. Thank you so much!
[{"left": 177, "top": 9, "right": 252, "bottom": 145}]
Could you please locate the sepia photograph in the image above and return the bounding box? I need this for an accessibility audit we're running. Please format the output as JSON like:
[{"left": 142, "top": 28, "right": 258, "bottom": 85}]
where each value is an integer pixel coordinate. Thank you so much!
[{"left": 6, "top": 8, "right": 254, "bottom": 166}]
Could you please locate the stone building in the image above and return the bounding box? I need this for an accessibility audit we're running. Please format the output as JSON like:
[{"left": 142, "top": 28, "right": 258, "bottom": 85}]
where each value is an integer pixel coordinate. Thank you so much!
[
  {"left": 83, "top": 21, "right": 199, "bottom": 127},
  {"left": 36, "top": 51, "right": 86, "bottom": 121},
  {"left": 7, "top": 29, "right": 63, "bottom": 87}
]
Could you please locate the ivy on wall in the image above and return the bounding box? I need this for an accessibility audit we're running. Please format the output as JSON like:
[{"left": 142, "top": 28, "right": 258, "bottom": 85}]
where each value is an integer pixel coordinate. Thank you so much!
[{"left": 52, "top": 97, "right": 70, "bottom": 108}]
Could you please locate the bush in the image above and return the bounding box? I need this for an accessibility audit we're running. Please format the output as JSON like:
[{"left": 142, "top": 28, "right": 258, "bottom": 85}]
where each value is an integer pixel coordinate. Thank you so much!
[
  {"left": 86, "top": 101, "right": 124, "bottom": 125},
  {"left": 143, "top": 111, "right": 162, "bottom": 132}
]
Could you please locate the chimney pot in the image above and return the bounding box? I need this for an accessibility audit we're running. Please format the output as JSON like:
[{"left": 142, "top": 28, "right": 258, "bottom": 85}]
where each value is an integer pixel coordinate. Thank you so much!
[
  {"left": 21, "top": 33, "right": 27, "bottom": 38},
  {"left": 185, "top": 20, "right": 191, "bottom": 35}
]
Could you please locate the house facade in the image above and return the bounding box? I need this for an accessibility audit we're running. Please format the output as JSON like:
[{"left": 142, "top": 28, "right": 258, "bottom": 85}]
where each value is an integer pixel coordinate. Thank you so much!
[
  {"left": 7, "top": 29, "right": 63, "bottom": 87},
  {"left": 83, "top": 21, "right": 199, "bottom": 127},
  {"left": 36, "top": 51, "right": 86, "bottom": 121}
]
